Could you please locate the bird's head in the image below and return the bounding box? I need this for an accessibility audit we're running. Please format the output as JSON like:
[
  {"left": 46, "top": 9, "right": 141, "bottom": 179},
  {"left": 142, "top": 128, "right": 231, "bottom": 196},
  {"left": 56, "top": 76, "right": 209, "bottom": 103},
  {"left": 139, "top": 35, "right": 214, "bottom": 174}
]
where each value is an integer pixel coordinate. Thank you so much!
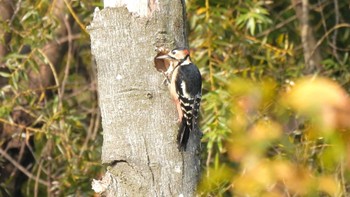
[{"left": 156, "top": 47, "right": 190, "bottom": 63}]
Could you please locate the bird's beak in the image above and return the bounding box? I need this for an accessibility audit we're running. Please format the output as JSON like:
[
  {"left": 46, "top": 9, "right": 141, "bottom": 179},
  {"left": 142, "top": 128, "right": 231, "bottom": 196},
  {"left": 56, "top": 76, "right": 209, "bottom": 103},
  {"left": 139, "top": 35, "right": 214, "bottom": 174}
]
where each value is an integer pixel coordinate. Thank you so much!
[{"left": 156, "top": 54, "right": 170, "bottom": 59}]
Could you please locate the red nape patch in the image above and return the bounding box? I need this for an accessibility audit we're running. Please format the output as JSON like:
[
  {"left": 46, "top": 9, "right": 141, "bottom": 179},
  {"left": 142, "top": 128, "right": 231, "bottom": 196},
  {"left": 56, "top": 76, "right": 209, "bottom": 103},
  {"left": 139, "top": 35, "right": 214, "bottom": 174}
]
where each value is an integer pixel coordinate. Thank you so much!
[{"left": 183, "top": 49, "right": 189, "bottom": 55}]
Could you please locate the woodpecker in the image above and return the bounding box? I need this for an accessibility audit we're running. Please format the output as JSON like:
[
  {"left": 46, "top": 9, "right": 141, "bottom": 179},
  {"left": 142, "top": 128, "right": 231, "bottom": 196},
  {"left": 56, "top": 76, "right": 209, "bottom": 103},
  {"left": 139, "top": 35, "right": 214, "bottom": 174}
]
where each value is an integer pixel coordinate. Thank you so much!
[{"left": 157, "top": 47, "right": 202, "bottom": 150}]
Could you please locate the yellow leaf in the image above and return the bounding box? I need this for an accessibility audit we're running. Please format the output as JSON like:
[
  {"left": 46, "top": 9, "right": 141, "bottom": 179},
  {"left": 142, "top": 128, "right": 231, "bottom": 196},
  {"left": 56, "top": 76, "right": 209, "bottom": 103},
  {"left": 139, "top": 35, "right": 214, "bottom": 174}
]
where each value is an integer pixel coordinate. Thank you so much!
[
  {"left": 196, "top": 7, "right": 207, "bottom": 15},
  {"left": 318, "top": 176, "right": 340, "bottom": 196},
  {"left": 282, "top": 77, "right": 349, "bottom": 130}
]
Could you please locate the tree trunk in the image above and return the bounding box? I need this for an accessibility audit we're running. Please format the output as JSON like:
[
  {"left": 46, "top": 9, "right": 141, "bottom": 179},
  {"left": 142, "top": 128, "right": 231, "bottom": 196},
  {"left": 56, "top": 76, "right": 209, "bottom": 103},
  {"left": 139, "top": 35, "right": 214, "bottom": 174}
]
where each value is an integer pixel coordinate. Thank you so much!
[
  {"left": 89, "top": 1, "right": 201, "bottom": 196},
  {"left": 292, "top": 0, "right": 322, "bottom": 74}
]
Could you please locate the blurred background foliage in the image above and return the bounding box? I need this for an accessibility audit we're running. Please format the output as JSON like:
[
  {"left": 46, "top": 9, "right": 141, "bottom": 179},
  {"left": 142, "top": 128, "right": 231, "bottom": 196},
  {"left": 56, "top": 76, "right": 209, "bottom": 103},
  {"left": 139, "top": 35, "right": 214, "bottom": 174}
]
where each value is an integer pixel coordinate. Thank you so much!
[
  {"left": 188, "top": 0, "right": 350, "bottom": 196},
  {"left": 0, "top": 0, "right": 350, "bottom": 196},
  {"left": 0, "top": 0, "right": 102, "bottom": 196}
]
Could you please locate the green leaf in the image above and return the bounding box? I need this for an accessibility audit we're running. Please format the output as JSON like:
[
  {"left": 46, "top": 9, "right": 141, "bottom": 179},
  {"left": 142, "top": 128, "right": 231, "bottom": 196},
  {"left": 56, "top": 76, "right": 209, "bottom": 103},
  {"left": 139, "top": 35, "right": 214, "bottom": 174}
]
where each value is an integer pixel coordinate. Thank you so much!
[{"left": 0, "top": 72, "right": 11, "bottom": 78}]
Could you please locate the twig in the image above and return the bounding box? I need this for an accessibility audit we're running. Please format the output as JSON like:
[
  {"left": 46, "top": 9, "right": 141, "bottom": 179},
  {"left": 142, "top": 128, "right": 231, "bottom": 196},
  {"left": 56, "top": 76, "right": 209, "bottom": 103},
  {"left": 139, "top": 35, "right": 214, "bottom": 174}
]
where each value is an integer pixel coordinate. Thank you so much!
[
  {"left": 9, "top": 0, "right": 22, "bottom": 25},
  {"left": 256, "top": 4, "right": 296, "bottom": 37},
  {"left": 37, "top": 48, "right": 61, "bottom": 99},
  {"left": 34, "top": 160, "right": 43, "bottom": 197},
  {"left": 91, "top": 107, "right": 101, "bottom": 141},
  {"left": 0, "top": 118, "right": 42, "bottom": 133},
  {"left": 0, "top": 148, "right": 49, "bottom": 186},
  {"left": 63, "top": 0, "right": 88, "bottom": 34},
  {"left": 309, "top": 23, "right": 350, "bottom": 62},
  {"left": 256, "top": 15, "right": 296, "bottom": 37},
  {"left": 206, "top": 148, "right": 212, "bottom": 177},
  {"left": 332, "top": 0, "right": 341, "bottom": 63},
  {"left": 79, "top": 103, "right": 97, "bottom": 157},
  {"left": 317, "top": 0, "right": 331, "bottom": 48},
  {"left": 58, "top": 17, "right": 73, "bottom": 111}
]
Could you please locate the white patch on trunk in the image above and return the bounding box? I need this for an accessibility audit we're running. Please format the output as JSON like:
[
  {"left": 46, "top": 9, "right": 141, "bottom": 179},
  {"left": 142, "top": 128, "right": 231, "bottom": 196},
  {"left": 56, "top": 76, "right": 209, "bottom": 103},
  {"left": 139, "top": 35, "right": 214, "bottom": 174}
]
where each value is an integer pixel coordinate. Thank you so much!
[
  {"left": 104, "top": 0, "right": 158, "bottom": 17},
  {"left": 116, "top": 74, "right": 123, "bottom": 80}
]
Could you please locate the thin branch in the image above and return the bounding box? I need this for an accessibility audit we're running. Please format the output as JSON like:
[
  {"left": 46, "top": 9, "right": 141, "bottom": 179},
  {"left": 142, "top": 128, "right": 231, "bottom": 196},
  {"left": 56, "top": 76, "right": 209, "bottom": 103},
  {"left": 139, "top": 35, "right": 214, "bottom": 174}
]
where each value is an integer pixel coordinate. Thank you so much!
[
  {"left": 58, "top": 17, "right": 73, "bottom": 111},
  {"left": 317, "top": 0, "right": 330, "bottom": 44},
  {"left": 0, "top": 118, "right": 42, "bottom": 133},
  {"left": 0, "top": 148, "right": 49, "bottom": 187},
  {"left": 63, "top": 0, "right": 88, "bottom": 34},
  {"left": 332, "top": 0, "right": 341, "bottom": 63},
  {"left": 56, "top": 34, "right": 81, "bottom": 45},
  {"left": 36, "top": 48, "right": 61, "bottom": 98},
  {"left": 79, "top": 103, "right": 97, "bottom": 157},
  {"left": 309, "top": 23, "right": 350, "bottom": 62},
  {"left": 256, "top": 15, "right": 296, "bottom": 37},
  {"left": 9, "top": 0, "right": 21, "bottom": 25},
  {"left": 256, "top": 4, "right": 296, "bottom": 37},
  {"left": 91, "top": 107, "right": 101, "bottom": 141},
  {"left": 34, "top": 160, "right": 43, "bottom": 197}
]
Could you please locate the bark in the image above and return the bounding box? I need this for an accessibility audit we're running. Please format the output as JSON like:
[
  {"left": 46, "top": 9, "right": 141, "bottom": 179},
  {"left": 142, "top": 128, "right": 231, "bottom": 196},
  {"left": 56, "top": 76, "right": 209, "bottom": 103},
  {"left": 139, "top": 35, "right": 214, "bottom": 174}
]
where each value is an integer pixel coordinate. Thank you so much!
[
  {"left": 292, "top": 0, "right": 322, "bottom": 74},
  {"left": 89, "top": 0, "right": 201, "bottom": 196}
]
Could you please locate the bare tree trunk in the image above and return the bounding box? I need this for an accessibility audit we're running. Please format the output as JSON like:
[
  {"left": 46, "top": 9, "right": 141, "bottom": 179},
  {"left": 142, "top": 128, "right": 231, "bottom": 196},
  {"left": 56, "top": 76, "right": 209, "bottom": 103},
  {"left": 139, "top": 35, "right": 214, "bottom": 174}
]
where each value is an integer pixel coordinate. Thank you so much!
[
  {"left": 292, "top": 0, "right": 322, "bottom": 74},
  {"left": 89, "top": 1, "right": 201, "bottom": 196}
]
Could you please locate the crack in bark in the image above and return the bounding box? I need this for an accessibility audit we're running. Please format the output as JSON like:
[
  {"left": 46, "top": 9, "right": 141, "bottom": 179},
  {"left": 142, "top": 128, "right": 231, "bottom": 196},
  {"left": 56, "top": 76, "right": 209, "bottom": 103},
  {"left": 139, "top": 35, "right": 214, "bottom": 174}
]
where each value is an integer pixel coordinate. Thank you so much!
[
  {"left": 168, "top": 183, "right": 173, "bottom": 196},
  {"left": 142, "top": 135, "right": 157, "bottom": 197},
  {"left": 108, "top": 159, "right": 128, "bottom": 167},
  {"left": 181, "top": 152, "right": 185, "bottom": 192},
  {"left": 116, "top": 88, "right": 153, "bottom": 94}
]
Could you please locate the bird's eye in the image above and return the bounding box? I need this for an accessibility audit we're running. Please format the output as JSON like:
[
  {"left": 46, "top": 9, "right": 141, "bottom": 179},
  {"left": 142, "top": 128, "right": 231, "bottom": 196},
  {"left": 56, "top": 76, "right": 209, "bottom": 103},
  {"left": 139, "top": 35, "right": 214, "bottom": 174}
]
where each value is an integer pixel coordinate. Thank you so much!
[{"left": 171, "top": 50, "right": 176, "bottom": 55}]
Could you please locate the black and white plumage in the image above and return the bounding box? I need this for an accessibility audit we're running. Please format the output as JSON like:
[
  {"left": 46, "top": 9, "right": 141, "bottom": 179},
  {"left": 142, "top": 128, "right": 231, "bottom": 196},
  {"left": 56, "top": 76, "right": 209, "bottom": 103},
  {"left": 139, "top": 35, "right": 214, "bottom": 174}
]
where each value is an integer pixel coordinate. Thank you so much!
[{"left": 157, "top": 47, "right": 202, "bottom": 151}]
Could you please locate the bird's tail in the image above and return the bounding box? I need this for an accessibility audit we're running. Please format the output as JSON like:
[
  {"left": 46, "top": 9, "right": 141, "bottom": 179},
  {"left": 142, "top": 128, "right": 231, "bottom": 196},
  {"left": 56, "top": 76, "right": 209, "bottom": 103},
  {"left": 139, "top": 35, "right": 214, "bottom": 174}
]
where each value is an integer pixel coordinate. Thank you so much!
[
  {"left": 177, "top": 96, "right": 201, "bottom": 151},
  {"left": 177, "top": 117, "right": 191, "bottom": 151}
]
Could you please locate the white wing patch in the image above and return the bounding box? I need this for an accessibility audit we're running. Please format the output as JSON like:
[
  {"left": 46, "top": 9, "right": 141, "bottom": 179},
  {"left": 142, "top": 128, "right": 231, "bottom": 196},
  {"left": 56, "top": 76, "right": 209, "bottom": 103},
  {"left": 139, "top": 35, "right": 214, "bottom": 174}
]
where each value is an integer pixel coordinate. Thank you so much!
[{"left": 180, "top": 81, "right": 191, "bottom": 99}]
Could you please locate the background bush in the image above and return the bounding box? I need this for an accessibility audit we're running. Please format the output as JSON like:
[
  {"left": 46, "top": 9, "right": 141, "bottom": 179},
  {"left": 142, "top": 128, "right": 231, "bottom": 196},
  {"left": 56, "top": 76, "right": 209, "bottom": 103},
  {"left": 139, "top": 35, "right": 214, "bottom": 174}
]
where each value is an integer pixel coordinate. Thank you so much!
[{"left": 188, "top": 0, "right": 350, "bottom": 196}]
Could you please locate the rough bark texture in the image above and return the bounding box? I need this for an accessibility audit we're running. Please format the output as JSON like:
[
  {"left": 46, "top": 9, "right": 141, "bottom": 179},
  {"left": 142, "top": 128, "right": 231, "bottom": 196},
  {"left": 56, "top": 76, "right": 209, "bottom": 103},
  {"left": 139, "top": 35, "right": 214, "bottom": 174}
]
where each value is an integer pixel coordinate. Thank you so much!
[{"left": 89, "top": 1, "right": 201, "bottom": 196}]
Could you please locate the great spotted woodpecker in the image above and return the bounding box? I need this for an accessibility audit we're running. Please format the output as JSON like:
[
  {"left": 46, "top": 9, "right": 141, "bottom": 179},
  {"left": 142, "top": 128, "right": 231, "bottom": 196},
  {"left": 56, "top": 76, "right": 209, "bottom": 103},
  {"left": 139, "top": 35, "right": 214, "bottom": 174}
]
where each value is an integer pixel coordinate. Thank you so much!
[{"left": 157, "top": 47, "right": 202, "bottom": 150}]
